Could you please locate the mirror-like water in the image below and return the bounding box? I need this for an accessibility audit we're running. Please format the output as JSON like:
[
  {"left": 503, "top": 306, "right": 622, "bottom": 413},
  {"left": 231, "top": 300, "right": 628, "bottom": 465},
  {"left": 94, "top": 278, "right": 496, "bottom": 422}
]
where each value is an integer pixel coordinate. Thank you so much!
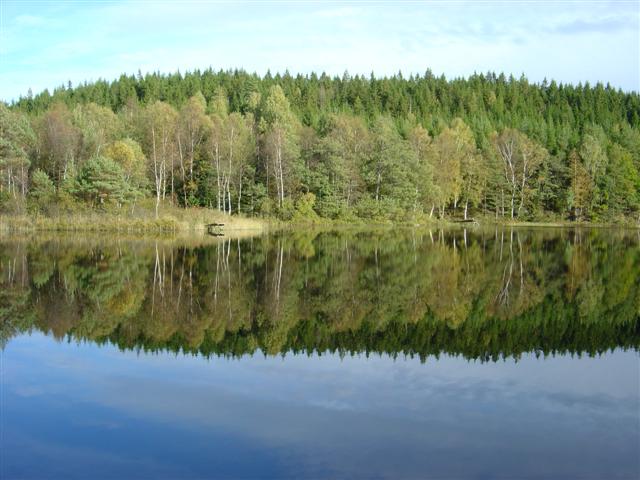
[{"left": 1, "top": 228, "right": 639, "bottom": 479}]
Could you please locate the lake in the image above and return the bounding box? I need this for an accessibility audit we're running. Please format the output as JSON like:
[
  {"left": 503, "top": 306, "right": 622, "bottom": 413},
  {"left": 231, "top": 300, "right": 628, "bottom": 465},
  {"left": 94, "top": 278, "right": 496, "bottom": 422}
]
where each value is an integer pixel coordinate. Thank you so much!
[{"left": 1, "top": 227, "right": 639, "bottom": 479}]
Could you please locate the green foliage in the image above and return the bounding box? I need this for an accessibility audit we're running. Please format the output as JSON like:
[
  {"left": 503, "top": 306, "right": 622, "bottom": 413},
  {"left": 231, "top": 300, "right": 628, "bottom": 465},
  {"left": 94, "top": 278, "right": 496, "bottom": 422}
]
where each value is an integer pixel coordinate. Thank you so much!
[
  {"left": 3, "top": 69, "right": 639, "bottom": 222},
  {"left": 568, "top": 150, "right": 592, "bottom": 220},
  {"left": 277, "top": 197, "right": 296, "bottom": 220},
  {"left": 0, "top": 190, "right": 10, "bottom": 212},
  {"left": 73, "top": 102, "right": 122, "bottom": 159},
  {"left": 103, "top": 138, "right": 146, "bottom": 184},
  {"left": 293, "top": 192, "right": 319, "bottom": 221},
  {"left": 364, "top": 115, "right": 420, "bottom": 211},
  {"left": 607, "top": 143, "right": 640, "bottom": 216},
  {"left": 27, "top": 169, "right": 56, "bottom": 214},
  {"left": 76, "top": 156, "right": 133, "bottom": 206},
  {"left": 0, "top": 103, "right": 35, "bottom": 202}
]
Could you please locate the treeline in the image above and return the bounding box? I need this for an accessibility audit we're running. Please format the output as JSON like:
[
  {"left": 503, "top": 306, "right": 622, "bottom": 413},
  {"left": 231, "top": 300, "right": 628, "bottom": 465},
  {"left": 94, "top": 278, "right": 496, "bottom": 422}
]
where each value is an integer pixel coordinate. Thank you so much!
[
  {"left": 2, "top": 69, "right": 640, "bottom": 221},
  {"left": 2, "top": 229, "right": 639, "bottom": 359}
]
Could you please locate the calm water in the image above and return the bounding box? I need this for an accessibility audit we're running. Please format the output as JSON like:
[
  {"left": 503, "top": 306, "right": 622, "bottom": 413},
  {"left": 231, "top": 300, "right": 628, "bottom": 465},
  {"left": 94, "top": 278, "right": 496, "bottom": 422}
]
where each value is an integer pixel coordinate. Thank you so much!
[{"left": 1, "top": 228, "right": 639, "bottom": 479}]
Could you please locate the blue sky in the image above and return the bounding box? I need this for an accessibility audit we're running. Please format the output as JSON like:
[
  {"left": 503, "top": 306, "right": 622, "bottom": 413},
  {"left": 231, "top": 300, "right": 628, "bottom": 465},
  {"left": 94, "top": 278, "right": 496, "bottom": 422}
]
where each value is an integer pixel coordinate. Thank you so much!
[{"left": 1, "top": 1, "right": 638, "bottom": 101}]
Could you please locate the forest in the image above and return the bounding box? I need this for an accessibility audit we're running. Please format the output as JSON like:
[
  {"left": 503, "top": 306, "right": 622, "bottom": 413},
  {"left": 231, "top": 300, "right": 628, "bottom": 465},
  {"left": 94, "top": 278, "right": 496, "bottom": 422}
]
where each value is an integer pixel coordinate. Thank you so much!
[
  {"left": 1, "top": 229, "right": 639, "bottom": 360},
  {"left": 1, "top": 69, "right": 640, "bottom": 223}
]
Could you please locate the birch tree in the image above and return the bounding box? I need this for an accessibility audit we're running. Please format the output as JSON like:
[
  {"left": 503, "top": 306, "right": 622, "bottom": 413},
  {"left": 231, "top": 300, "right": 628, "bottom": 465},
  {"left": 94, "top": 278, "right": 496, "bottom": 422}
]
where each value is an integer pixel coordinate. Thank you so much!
[
  {"left": 73, "top": 103, "right": 122, "bottom": 160},
  {"left": 227, "top": 112, "right": 255, "bottom": 214},
  {"left": 0, "top": 104, "right": 35, "bottom": 199},
  {"left": 35, "top": 102, "right": 80, "bottom": 185},
  {"left": 262, "top": 85, "right": 300, "bottom": 208},
  {"left": 408, "top": 124, "right": 435, "bottom": 216},
  {"left": 429, "top": 123, "right": 463, "bottom": 218},
  {"left": 141, "top": 101, "right": 177, "bottom": 218},
  {"left": 207, "top": 90, "right": 255, "bottom": 214},
  {"left": 493, "top": 129, "right": 547, "bottom": 218},
  {"left": 176, "top": 92, "right": 208, "bottom": 206}
]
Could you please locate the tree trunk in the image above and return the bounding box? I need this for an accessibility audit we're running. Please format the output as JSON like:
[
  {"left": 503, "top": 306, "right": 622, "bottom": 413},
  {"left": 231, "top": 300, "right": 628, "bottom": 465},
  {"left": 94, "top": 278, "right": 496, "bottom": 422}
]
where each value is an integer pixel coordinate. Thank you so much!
[
  {"left": 21, "top": 164, "right": 26, "bottom": 197},
  {"left": 279, "top": 153, "right": 285, "bottom": 208},
  {"left": 237, "top": 177, "right": 243, "bottom": 215},
  {"left": 170, "top": 152, "right": 174, "bottom": 203},
  {"left": 152, "top": 126, "right": 161, "bottom": 219},
  {"left": 177, "top": 136, "right": 188, "bottom": 207},
  {"left": 511, "top": 189, "right": 516, "bottom": 219}
]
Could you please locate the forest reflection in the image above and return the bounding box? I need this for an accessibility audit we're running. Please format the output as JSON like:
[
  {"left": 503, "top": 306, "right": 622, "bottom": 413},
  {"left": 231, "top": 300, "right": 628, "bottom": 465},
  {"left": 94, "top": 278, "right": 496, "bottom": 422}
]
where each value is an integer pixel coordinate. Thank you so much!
[{"left": 1, "top": 228, "right": 639, "bottom": 361}]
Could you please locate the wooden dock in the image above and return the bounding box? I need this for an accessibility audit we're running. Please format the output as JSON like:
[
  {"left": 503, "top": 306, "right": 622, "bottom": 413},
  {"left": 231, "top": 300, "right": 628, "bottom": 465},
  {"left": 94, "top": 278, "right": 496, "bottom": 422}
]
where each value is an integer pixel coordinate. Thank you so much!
[
  {"left": 452, "top": 218, "right": 479, "bottom": 225},
  {"left": 205, "top": 223, "right": 225, "bottom": 236}
]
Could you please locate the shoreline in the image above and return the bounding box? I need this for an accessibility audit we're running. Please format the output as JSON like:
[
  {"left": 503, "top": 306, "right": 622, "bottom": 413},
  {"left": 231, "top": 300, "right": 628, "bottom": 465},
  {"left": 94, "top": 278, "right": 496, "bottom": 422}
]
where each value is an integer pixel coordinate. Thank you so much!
[
  {"left": 0, "top": 211, "right": 275, "bottom": 234},
  {"left": 2, "top": 214, "right": 638, "bottom": 234}
]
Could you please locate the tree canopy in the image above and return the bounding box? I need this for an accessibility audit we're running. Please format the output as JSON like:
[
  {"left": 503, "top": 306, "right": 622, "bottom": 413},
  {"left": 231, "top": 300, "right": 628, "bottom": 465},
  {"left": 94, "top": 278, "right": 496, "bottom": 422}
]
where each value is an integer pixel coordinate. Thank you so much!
[{"left": 2, "top": 69, "right": 639, "bottom": 222}]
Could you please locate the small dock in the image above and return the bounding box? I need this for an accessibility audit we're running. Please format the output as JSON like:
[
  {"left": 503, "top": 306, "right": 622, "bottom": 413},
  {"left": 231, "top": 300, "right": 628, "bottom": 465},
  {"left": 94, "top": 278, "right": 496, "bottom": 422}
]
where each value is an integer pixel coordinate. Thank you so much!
[
  {"left": 205, "top": 223, "right": 225, "bottom": 236},
  {"left": 452, "top": 218, "right": 479, "bottom": 225}
]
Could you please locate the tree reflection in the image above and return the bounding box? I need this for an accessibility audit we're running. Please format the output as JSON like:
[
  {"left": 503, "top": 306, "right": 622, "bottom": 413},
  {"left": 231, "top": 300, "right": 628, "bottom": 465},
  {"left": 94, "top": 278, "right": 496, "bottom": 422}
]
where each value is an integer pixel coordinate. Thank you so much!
[{"left": 1, "top": 228, "right": 638, "bottom": 360}]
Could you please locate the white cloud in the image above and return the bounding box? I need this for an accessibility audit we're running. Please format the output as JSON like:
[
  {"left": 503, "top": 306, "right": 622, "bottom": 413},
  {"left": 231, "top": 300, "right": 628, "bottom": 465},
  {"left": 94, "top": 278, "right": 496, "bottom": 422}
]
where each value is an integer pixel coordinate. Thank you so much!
[{"left": 1, "top": 0, "right": 638, "bottom": 100}]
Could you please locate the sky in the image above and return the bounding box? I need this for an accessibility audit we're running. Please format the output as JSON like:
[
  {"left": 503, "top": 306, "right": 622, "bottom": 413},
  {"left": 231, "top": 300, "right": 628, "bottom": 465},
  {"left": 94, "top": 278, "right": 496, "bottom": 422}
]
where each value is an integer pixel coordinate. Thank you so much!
[{"left": 0, "top": 0, "right": 639, "bottom": 101}]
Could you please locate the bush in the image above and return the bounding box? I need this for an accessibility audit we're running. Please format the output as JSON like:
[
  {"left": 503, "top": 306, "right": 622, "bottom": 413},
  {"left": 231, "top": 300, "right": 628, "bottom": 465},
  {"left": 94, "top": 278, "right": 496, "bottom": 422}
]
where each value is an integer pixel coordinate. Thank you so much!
[
  {"left": 314, "top": 195, "right": 357, "bottom": 221},
  {"left": 355, "top": 197, "right": 382, "bottom": 220},
  {"left": 354, "top": 197, "right": 405, "bottom": 222},
  {"left": 27, "top": 169, "right": 56, "bottom": 214},
  {"left": 0, "top": 190, "right": 10, "bottom": 213},
  {"left": 277, "top": 198, "right": 296, "bottom": 220},
  {"left": 76, "top": 156, "right": 132, "bottom": 207},
  {"left": 257, "top": 196, "right": 274, "bottom": 217},
  {"left": 293, "top": 192, "right": 319, "bottom": 221},
  {"left": 0, "top": 193, "right": 27, "bottom": 215}
]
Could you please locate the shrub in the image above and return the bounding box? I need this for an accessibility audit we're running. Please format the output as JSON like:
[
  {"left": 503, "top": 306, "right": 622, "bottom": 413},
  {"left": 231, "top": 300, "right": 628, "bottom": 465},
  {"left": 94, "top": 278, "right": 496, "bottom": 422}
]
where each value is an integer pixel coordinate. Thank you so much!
[
  {"left": 76, "top": 156, "right": 132, "bottom": 207},
  {"left": 277, "top": 198, "right": 296, "bottom": 220},
  {"left": 0, "top": 190, "right": 10, "bottom": 213},
  {"left": 293, "top": 192, "right": 319, "bottom": 221},
  {"left": 27, "top": 169, "right": 56, "bottom": 214}
]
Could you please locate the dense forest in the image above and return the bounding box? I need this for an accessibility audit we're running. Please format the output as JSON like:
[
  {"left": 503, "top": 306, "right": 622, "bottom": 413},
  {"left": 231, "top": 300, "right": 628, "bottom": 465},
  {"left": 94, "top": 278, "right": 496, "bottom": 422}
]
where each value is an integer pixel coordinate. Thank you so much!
[
  {"left": 2, "top": 69, "right": 640, "bottom": 222},
  {"left": 2, "top": 229, "right": 639, "bottom": 359}
]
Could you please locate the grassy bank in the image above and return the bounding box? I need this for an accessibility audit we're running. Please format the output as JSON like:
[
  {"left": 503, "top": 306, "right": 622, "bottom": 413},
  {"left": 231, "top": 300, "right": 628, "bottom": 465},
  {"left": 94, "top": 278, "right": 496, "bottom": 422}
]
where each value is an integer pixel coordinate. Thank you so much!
[
  {"left": 0, "top": 205, "right": 273, "bottom": 234},
  {"left": 469, "top": 213, "right": 640, "bottom": 229},
  {"left": 1, "top": 208, "right": 638, "bottom": 235}
]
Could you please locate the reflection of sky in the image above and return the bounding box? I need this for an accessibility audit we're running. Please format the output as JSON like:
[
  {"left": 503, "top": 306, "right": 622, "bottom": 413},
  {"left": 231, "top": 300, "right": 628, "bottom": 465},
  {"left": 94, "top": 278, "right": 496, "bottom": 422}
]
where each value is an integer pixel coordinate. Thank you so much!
[{"left": 2, "top": 333, "right": 639, "bottom": 479}]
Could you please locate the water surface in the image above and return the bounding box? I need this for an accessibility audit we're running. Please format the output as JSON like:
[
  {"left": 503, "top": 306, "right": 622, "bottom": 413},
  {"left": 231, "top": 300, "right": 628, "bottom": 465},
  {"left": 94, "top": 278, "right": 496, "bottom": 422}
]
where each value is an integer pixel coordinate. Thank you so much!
[{"left": 1, "top": 228, "right": 639, "bottom": 479}]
